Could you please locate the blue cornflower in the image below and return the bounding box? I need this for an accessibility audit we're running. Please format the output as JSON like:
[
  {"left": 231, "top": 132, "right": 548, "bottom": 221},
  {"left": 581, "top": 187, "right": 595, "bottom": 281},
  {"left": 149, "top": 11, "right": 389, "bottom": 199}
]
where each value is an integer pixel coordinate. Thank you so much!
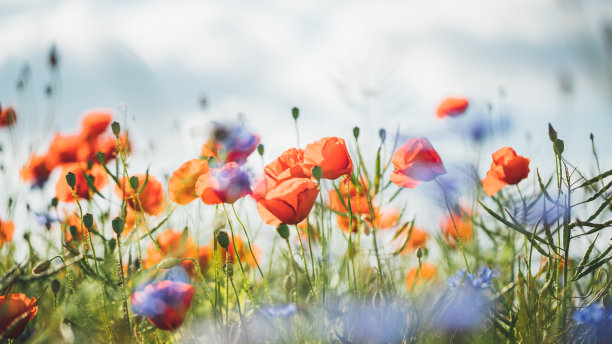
[
  {"left": 572, "top": 304, "right": 612, "bottom": 342},
  {"left": 34, "top": 212, "right": 58, "bottom": 230},
  {"left": 447, "top": 266, "right": 495, "bottom": 290}
]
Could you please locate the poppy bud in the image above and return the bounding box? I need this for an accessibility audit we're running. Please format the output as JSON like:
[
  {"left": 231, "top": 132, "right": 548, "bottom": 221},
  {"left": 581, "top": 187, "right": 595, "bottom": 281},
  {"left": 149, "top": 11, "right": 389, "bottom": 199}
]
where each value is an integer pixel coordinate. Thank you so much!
[
  {"left": 216, "top": 231, "right": 230, "bottom": 249},
  {"left": 51, "top": 197, "right": 58, "bottom": 208},
  {"left": 589, "top": 133, "right": 594, "bottom": 141},
  {"left": 51, "top": 280, "right": 60, "bottom": 295},
  {"left": 257, "top": 144, "right": 264, "bottom": 156},
  {"left": 311, "top": 166, "right": 322, "bottom": 182},
  {"left": 32, "top": 260, "right": 51, "bottom": 274},
  {"left": 353, "top": 127, "right": 360, "bottom": 139},
  {"left": 69, "top": 226, "right": 77, "bottom": 238},
  {"left": 96, "top": 152, "right": 106, "bottom": 164},
  {"left": 291, "top": 107, "right": 299, "bottom": 120},
  {"left": 379, "top": 128, "right": 386, "bottom": 143},
  {"left": 49, "top": 44, "right": 58, "bottom": 68},
  {"left": 158, "top": 258, "right": 183, "bottom": 270},
  {"left": 129, "top": 176, "right": 139, "bottom": 191},
  {"left": 548, "top": 123, "right": 557, "bottom": 142},
  {"left": 65, "top": 172, "right": 76, "bottom": 188},
  {"left": 108, "top": 238, "right": 116, "bottom": 252},
  {"left": 554, "top": 139, "right": 564, "bottom": 155},
  {"left": 83, "top": 213, "right": 93, "bottom": 230},
  {"left": 111, "top": 121, "right": 121, "bottom": 136},
  {"left": 112, "top": 217, "right": 124, "bottom": 235},
  {"left": 277, "top": 224, "right": 290, "bottom": 239},
  {"left": 416, "top": 247, "right": 423, "bottom": 259}
]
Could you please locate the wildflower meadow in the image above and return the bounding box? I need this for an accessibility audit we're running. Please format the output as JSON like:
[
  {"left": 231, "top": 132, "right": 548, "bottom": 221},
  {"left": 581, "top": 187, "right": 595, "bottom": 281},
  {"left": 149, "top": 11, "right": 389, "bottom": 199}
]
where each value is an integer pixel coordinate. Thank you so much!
[{"left": 1, "top": 23, "right": 612, "bottom": 344}]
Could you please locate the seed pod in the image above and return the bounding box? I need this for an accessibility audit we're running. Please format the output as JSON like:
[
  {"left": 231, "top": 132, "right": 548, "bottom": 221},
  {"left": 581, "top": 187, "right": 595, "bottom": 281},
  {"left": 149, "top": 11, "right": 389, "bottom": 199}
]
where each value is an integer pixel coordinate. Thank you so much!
[
  {"left": 277, "top": 224, "right": 290, "bottom": 239},
  {"left": 216, "top": 231, "right": 230, "bottom": 249},
  {"left": 32, "top": 260, "right": 51, "bottom": 274},
  {"left": 65, "top": 172, "right": 76, "bottom": 188},
  {"left": 111, "top": 121, "right": 121, "bottom": 136},
  {"left": 291, "top": 107, "right": 299, "bottom": 120},
  {"left": 112, "top": 217, "right": 125, "bottom": 235}
]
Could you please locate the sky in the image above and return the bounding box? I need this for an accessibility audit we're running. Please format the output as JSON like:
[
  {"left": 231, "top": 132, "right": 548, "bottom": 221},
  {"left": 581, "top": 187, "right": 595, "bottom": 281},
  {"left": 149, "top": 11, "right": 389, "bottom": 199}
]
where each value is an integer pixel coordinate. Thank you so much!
[{"left": 1, "top": 0, "right": 611, "bottom": 257}]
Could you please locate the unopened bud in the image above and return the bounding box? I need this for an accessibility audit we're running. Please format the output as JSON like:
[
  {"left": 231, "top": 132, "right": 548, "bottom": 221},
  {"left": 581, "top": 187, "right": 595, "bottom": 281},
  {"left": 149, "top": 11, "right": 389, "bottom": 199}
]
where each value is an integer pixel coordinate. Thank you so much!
[
  {"left": 379, "top": 128, "right": 386, "bottom": 143},
  {"left": 217, "top": 231, "right": 230, "bottom": 249},
  {"left": 129, "top": 176, "right": 139, "bottom": 191},
  {"left": 83, "top": 213, "right": 94, "bottom": 230},
  {"left": 291, "top": 107, "right": 299, "bottom": 120},
  {"left": 111, "top": 217, "right": 124, "bottom": 235},
  {"left": 353, "top": 127, "right": 360, "bottom": 139},
  {"left": 311, "top": 166, "right": 322, "bottom": 181},
  {"left": 51, "top": 279, "right": 60, "bottom": 294},
  {"left": 111, "top": 122, "right": 121, "bottom": 136},
  {"left": 548, "top": 123, "right": 557, "bottom": 142},
  {"left": 277, "top": 224, "right": 290, "bottom": 239},
  {"left": 65, "top": 172, "right": 76, "bottom": 188},
  {"left": 554, "top": 139, "right": 564, "bottom": 156},
  {"left": 257, "top": 144, "right": 264, "bottom": 156},
  {"left": 416, "top": 247, "right": 423, "bottom": 259},
  {"left": 32, "top": 260, "right": 51, "bottom": 274}
]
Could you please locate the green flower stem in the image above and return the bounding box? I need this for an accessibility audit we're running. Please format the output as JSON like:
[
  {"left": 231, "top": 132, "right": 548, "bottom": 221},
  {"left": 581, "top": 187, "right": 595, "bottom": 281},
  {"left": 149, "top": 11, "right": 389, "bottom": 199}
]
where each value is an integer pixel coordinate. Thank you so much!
[
  {"left": 295, "top": 224, "right": 315, "bottom": 299},
  {"left": 231, "top": 204, "right": 272, "bottom": 304},
  {"left": 222, "top": 204, "right": 254, "bottom": 303}
]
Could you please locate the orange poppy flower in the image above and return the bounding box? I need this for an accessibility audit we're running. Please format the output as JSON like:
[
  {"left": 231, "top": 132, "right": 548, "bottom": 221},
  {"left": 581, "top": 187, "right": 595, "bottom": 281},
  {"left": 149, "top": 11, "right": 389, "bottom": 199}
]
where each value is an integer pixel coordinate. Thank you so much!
[
  {"left": 198, "top": 246, "right": 213, "bottom": 273},
  {"left": 328, "top": 178, "right": 370, "bottom": 215},
  {"left": 336, "top": 206, "right": 400, "bottom": 233},
  {"left": 62, "top": 212, "right": 90, "bottom": 244},
  {"left": 481, "top": 147, "right": 530, "bottom": 196},
  {"left": 98, "top": 133, "right": 131, "bottom": 162},
  {"left": 115, "top": 174, "right": 164, "bottom": 216},
  {"left": 398, "top": 227, "right": 429, "bottom": 254},
  {"left": 55, "top": 162, "right": 109, "bottom": 202},
  {"left": 80, "top": 111, "right": 112, "bottom": 140},
  {"left": 168, "top": 159, "right": 210, "bottom": 205},
  {"left": 441, "top": 211, "right": 473, "bottom": 247},
  {"left": 219, "top": 235, "right": 261, "bottom": 267},
  {"left": 390, "top": 137, "right": 446, "bottom": 188},
  {"left": 436, "top": 97, "right": 469, "bottom": 118},
  {"left": 405, "top": 263, "right": 437, "bottom": 291},
  {"left": 263, "top": 147, "right": 310, "bottom": 183},
  {"left": 0, "top": 293, "right": 38, "bottom": 339},
  {"left": 0, "top": 106, "right": 17, "bottom": 128},
  {"left": 195, "top": 163, "right": 251, "bottom": 205},
  {"left": 0, "top": 219, "right": 15, "bottom": 247},
  {"left": 20, "top": 154, "right": 53, "bottom": 187},
  {"left": 254, "top": 176, "right": 319, "bottom": 225},
  {"left": 200, "top": 139, "right": 221, "bottom": 161},
  {"left": 303, "top": 137, "right": 353, "bottom": 180},
  {"left": 144, "top": 230, "right": 197, "bottom": 274}
]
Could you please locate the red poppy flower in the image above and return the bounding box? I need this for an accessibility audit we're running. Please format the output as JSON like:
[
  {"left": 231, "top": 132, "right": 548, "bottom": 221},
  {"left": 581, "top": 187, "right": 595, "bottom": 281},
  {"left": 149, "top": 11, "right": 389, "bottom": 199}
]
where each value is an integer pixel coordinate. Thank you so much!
[
  {"left": 390, "top": 138, "right": 446, "bottom": 188},
  {"left": 20, "top": 155, "right": 52, "bottom": 187},
  {"left": 436, "top": 97, "right": 469, "bottom": 118},
  {"left": 55, "top": 162, "right": 109, "bottom": 202},
  {"left": 303, "top": 137, "right": 353, "bottom": 180},
  {"left": 0, "top": 219, "right": 15, "bottom": 248},
  {"left": 168, "top": 159, "right": 210, "bottom": 205},
  {"left": 144, "top": 230, "right": 197, "bottom": 274},
  {"left": 263, "top": 148, "right": 310, "bottom": 183},
  {"left": 115, "top": 174, "right": 164, "bottom": 215},
  {"left": 80, "top": 111, "right": 112, "bottom": 140},
  {"left": 0, "top": 293, "right": 38, "bottom": 339},
  {"left": 46, "top": 134, "right": 83, "bottom": 168},
  {"left": 130, "top": 280, "right": 194, "bottom": 331},
  {"left": 397, "top": 227, "right": 429, "bottom": 254},
  {"left": 328, "top": 178, "right": 370, "bottom": 215},
  {"left": 0, "top": 106, "right": 17, "bottom": 128},
  {"left": 441, "top": 209, "right": 473, "bottom": 247},
  {"left": 253, "top": 176, "right": 319, "bottom": 225},
  {"left": 195, "top": 163, "right": 251, "bottom": 205},
  {"left": 481, "top": 147, "right": 530, "bottom": 196}
]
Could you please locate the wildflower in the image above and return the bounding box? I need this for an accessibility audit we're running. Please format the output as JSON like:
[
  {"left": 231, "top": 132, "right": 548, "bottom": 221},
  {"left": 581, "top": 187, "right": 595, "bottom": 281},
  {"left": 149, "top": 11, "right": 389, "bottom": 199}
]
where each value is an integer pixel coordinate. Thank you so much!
[
  {"left": 572, "top": 304, "right": 612, "bottom": 342},
  {"left": 62, "top": 212, "right": 88, "bottom": 244},
  {"left": 218, "top": 235, "right": 261, "bottom": 267},
  {"left": 398, "top": 226, "right": 429, "bottom": 254},
  {"left": 0, "top": 219, "right": 15, "bottom": 248},
  {"left": 328, "top": 178, "right": 370, "bottom": 215},
  {"left": 20, "top": 155, "right": 53, "bottom": 188},
  {"left": 55, "top": 162, "right": 108, "bottom": 202},
  {"left": 34, "top": 212, "right": 58, "bottom": 230},
  {"left": 198, "top": 246, "right": 213, "bottom": 273},
  {"left": 130, "top": 279, "right": 194, "bottom": 331},
  {"left": 80, "top": 111, "right": 112, "bottom": 140},
  {"left": 168, "top": 159, "right": 210, "bottom": 205},
  {"left": 0, "top": 106, "right": 17, "bottom": 128},
  {"left": 115, "top": 174, "right": 164, "bottom": 215},
  {"left": 440, "top": 210, "right": 473, "bottom": 247},
  {"left": 46, "top": 134, "right": 82, "bottom": 168},
  {"left": 253, "top": 176, "right": 319, "bottom": 225},
  {"left": 303, "top": 137, "right": 353, "bottom": 180},
  {"left": 97, "top": 132, "right": 131, "bottom": 162},
  {"left": 261, "top": 303, "right": 298, "bottom": 318},
  {"left": 447, "top": 267, "right": 495, "bottom": 290},
  {"left": 201, "top": 122, "right": 260, "bottom": 164},
  {"left": 195, "top": 162, "right": 252, "bottom": 204},
  {"left": 262, "top": 147, "right": 310, "bottom": 183},
  {"left": 390, "top": 138, "right": 446, "bottom": 188},
  {"left": 336, "top": 206, "right": 400, "bottom": 233},
  {"left": 481, "top": 147, "right": 530, "bottom": 196},
  {"left": 144, "top": 230, "right": 197, "bottom": 274},
  {"left": 405, "top": 263, "right": 437, "bottom": 291},
  {"left": 0, "top": 293, "right": 38, "bottom": 339},
  {"left": 436, "top": 97, "right": 469, "bottom": 118}
]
